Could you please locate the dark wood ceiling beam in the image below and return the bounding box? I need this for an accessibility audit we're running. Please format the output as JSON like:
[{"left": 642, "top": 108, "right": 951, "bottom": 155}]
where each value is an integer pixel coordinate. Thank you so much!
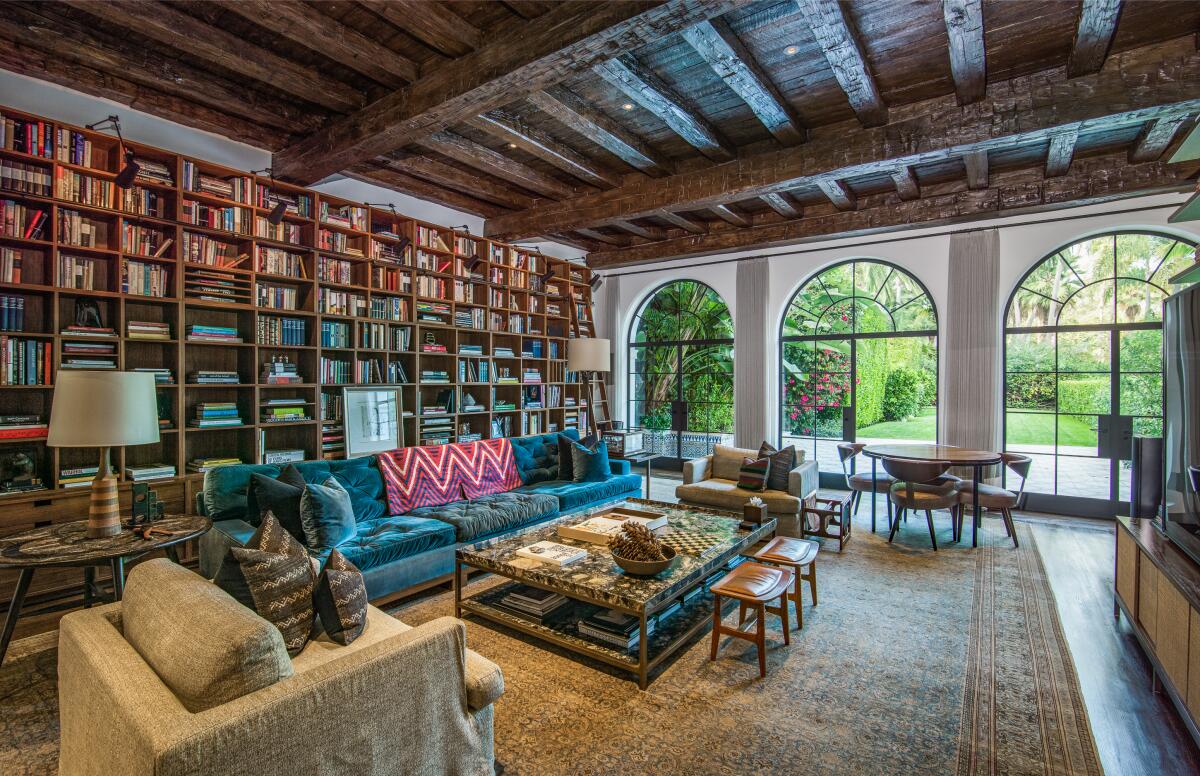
[
  {"left": 891, "top": 166, "right": 920, "bottom": 200},
  {"left": 653, "top": 210, "right": 708, "bottom": 234},
  {"left": 593, "top": 55, "right": 735, "bottom": 162},
  {"left": 503, "top": 1, "right": 550, "bottom": 21},
  {"left": 681, "top": 18, "right": 805, "bottom": 146},
  {"left": 793, "top": 0, "right": 887, "bottom": 126},
  {"left": 1068, "top": 0, "right": 1124, "bottom": 77},
  {"left": 586, "top": 153, "right": 1190, "bottom": 268},
  {"left": 942, "top": 0, "right": 985, "bottom": 105},
  {"left": 360, "top": 0, "right": 481, "bottom": 58},
  {"left": 64, "top": 0, "right": 362, "bottom": 113},
  {"left": 816, "top": 179, "right": 856, "bottom": 210},
  {"left": 273, "top": 1, "right": 743, "bottom": 183},
  {"left": 214, "top": 1, "right": 418, "bottom": 87},
  {"left": 1129, "top": 115, "right": 1189, "bottom": 162},
  {"left": 416, "top": 130, "right": 574, "bottom": 198},
  {"left": 576, "top": 228, "right": 632, "bottom": 247},
  {"left": 346, "top": 165, "right": 506, "bottom": 218},
  {"left": 378, "top": 154, "right": 537, "bottom": 210},
  {"left": 1045, "top": 129, "right": 1079, "bottom": 177},
  {"left": 527, "top": 86, "right": 670, "bottom": 176},
  {"left": 613, "top": 221, "right": 668, "bottom": 240},
  {"left": 710, "top": 204, "right": 750, "bottom": 226},
  {"left": 467, "top": 111, "right": 621, "bottom": 188},
  {"left": 547, "top": 232, "right": 604, "bottom": 253},
  {"left": 964, "top": 150, "right": 988, "bottom": 189},
  {"left": 760, "top": 192, "right": 801, "bottom": 218},
  {"left": 484, "top": 39, "right": 1200, "bottom": 240}
]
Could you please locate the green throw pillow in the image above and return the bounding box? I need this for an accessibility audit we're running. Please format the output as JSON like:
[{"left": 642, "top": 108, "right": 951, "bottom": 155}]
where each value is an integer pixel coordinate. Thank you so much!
[
  {"left": 300, "top": 477, "right": 357, "bottom": 550},
  {"left": 737, "top": 456, "right": 770, "bottom": 491},
  {"left": 572, "top": 439, "right": 610, "bottom": 483}
]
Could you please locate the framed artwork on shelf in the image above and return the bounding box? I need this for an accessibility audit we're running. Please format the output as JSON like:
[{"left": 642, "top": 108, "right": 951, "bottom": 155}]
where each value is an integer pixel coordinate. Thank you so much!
[{"left": 343, "top": 387, "right": 404, "bottom": 457}]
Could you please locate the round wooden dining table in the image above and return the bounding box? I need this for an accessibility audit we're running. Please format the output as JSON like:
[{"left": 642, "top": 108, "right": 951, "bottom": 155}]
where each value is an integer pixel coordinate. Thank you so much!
[{"left": 861, "top": 444, "right": 1003, "bottom": 548}]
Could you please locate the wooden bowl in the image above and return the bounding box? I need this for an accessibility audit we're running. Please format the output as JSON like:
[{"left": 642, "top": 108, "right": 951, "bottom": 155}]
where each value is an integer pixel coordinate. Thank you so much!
[{"left": 611, "top": 545, "right": 677, "bottom": 576}]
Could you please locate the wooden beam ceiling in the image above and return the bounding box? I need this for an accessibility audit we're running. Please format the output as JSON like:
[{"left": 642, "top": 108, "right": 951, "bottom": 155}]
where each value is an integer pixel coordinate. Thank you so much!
[
  {"left": 681, "top": 18, "right": 805, "bottom": 145},
  {"left": 963, "top": 149, "right": 988, "bottom": 190},
  {"left": 816, "top": 179, "right": 856, "bottom": 210},
  {"left": 359, "top": 0, "right": 481, "bottom": 58},
  {"left": 346, "top": 164, "right": 506, "bottom": 218},
  {"left": 1045, "top": 129, "right": 1079, "bottom": 177},
  {"left": 483, "top": 38, "right": 1200, "bottom": 241},
  {"left": 527, "top": 86, "right": 671, "bottom": 176},
  {"left": 760, "top": 192, "right": 801, "bottom": 218},
  {"left": 416, "top": 130, "right": 574, "bottom": 198},
  {"left": 466, "top": 110, "right": 622, "bottom": 188},
  {"left": 377, "top": 153, "right": 537, "bottom": 210},
  {"left": 891, "top": 167, "right": 920, "bottom": 201},
  {"left": 1068, "top": 0, "right": 1124, "bottom": 77},
  {"left": 710, "top": 204, "right": 750, "bottom": 227},
  {"left": 614, "top": 221, "right": 668, "bottom": 240},
  {"left": 272, "top": 0, "right": 745, "bottom": 184},
  {"left": 1129, "top": 115, "right": 1189, "bottom": 162},
  {"left": 793, "top": 0, "right": 887, "bottom": 127},
  {"left": 585, "top": 152, "right": 1190, "bottom": 268},
  {"left": 653, "top": 210, "right": 708, "bottom": 234},
  {"left": 592, "top": 54, "right": 735, "bottom": 162},
  {"left": 942, "top": 0, "right": 985, "bottom": 105}
]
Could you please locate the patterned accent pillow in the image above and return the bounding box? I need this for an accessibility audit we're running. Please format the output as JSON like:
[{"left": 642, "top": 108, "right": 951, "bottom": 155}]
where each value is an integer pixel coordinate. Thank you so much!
[
  {"left": 377, "top": 438, "right": 521, "bottom": 514},
  {"left": 737, "top": 456, "right": 770, "bottom": 492},
  {"left": 312, "top": 549, "right": 368, "bottom": 645},
  {"left": 757, "top": 442, "right": 797, "bottom": 492},
  {"left": 215, "top": 512, "right": 316, "bottom": 656}
]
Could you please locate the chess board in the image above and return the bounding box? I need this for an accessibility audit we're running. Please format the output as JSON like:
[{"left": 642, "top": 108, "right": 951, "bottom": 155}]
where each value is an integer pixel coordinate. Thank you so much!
[{"left": 659, "top": 528, "right": 725, "bottom": 557}]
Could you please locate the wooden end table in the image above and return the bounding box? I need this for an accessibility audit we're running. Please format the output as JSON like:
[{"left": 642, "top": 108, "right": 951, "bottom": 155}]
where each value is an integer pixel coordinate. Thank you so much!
[{"left": 0, "top": 514, "right": 211, "bottom": 664}]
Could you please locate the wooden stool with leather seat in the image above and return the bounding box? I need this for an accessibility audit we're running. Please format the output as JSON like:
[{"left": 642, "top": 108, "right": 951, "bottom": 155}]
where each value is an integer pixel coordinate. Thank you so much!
[
  {"left": 747, "top": 536, "right": 819, "bottom": 629},
  {"left": 709, "top": 561, "right": 794, "bottom": 678}
]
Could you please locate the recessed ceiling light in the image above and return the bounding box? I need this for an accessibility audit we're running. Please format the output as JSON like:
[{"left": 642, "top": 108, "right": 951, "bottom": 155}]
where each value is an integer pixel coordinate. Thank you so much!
[
  {"left": 507, "top": 142, "right": 517, "bottom": 149},
  {"left": 785, "top": 45, "right": 799, "bottom": 56},
  {"left": 621, "top": 102, "right": 634, "bottom": 111}
]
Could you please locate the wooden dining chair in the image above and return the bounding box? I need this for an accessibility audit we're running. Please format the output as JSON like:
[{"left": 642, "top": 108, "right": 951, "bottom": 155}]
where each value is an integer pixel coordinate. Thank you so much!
[
  {"left": 951, "top": 453, "right": 1030, "bottom": 548},
  {"left": 836, "top": 442, "right": 893, "bottom": 524},
  {"left": 881, "top": 457, "right": 960, "bottom": 551}
]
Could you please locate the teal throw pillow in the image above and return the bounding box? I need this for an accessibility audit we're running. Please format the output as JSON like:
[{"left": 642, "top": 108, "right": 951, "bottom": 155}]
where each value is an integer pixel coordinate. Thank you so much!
[
  {"left": 300, "top": 477, "right": 357, "bottom": 550},
  {"left": 572, "top": 439, "right": 610, "bottom": 483}
]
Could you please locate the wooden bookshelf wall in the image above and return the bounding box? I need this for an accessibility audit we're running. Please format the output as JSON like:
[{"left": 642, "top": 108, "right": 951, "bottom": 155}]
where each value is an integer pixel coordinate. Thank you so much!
[{"left": 0, "top": 104, "right": 600, "bottom": 499}]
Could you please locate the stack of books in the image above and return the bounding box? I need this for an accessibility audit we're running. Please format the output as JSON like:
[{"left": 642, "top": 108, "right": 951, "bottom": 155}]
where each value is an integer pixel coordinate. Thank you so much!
[
  {"left": 522, "top": 368, "right": 542, "bottom": 384},
  {"left": 60, "top": 340, "right": 117, "bottom": 369},
  {"left": 578, "top": 609, "right": 655, "bottom": 651},
  {"left": 420, "top": 341, "right": 448, "bottom": 353},
  {"left": 263, "top": 448, "right": 305, "bottom": 465},
  {"left": 126, "top": 463, "right": 176, "bottom": 481},
  {"left": 458, "top": 344, "right": 484, "bottom": 356},
  {"left": 0, "top": 414, "right": 47, "bottom": 440},
  {"left": 0, "top": 293, "right": 26, "bottom": 331},
  {"left": 189, "top": 370, "right": 239, "bottom": 385},
  {"left": 494, "top": 346, "right": 515, "bottom": 357},
  {"left": 420, "top": 369, "right": 449, "bottom": 384},
  {"left": 497, "top": 585, "right": 569, "bottom": 623},
  {"left": 134, "top": 367, "right": 174, "bottom": 384},
  {"left": 190, "top": 402, "right": 243, "bottom": 428},
  {"left": 187, "top": 457, "right": 243, "bottom": 473},
  {"left": 59, "top": 465, "right": 100, "bottom": 488},
  {"left": 127, "top": 320, "right": 171, "bottom": 340},
  {"left": 261, "top": 398, "right": 308, "bottom": 423},
  {"left": 134, "top": 158, "right": 174, "bottom": 186},
  {"left": 185, "top": 324, "right": 241, "bottom": 343},
  {"left": 61, "top": 324, "right": 115, "bottom": 338},
  {"left": 260, "top": 358, "right": 302, "bottom": 385}
]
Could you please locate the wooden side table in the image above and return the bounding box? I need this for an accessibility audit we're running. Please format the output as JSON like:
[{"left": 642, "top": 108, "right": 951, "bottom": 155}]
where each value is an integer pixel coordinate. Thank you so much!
[
  {"left": 800, "top": 493, "right": 853, "bottom": 551},
  {"left": 0, "top": 514, "right": 211, "bottom": 664}
]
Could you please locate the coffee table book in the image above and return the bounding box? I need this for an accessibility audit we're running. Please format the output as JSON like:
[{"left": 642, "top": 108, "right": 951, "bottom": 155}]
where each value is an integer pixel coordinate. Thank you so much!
[{"left": 514, "top": 541, "right": 586, "bottom": 566}]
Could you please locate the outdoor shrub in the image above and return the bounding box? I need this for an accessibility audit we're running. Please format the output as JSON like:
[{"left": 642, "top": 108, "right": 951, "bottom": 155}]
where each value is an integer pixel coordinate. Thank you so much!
[{"left": 882, "top": 367, "right": 924, "bottom": 421}]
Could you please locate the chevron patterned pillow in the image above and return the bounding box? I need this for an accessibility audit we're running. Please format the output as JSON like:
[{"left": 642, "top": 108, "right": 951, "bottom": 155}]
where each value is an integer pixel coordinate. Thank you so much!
[{"left": 378, "top": 438, "right": 522, "bottom": 515}]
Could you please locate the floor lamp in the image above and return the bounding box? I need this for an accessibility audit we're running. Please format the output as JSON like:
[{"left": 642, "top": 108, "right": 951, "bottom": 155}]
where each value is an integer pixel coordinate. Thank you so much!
[{"left": 567, "top": 338, "right": 610, "bottom": 441}]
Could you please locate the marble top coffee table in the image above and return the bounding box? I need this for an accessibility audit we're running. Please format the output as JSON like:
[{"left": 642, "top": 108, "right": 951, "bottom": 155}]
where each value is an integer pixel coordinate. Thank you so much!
[{"left": 455, "top": 498, "right": 776, "bottom": 689}]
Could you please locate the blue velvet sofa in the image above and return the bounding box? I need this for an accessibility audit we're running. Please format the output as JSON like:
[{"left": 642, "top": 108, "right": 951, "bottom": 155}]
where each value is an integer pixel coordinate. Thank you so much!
[{"left": 196, "top": 430, "right": 642, "bottom": 600}]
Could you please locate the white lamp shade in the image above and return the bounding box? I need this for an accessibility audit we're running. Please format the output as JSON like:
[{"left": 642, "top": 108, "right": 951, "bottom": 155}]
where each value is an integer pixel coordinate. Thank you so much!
[
  {"left": 47, "top": 371, "right": 160, "bottom": 447},
  {"left": 567, "top": 337, "right": 611, "bottom": 373}
]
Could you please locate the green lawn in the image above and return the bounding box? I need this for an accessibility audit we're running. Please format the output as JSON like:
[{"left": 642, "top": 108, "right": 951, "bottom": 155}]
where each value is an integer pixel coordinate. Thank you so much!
[
  {"left": 856, "top": 408, "right": 1095, "bottom": 447},
  {"left": 857, "top": 409, "right": 936, "bottom": 440}
]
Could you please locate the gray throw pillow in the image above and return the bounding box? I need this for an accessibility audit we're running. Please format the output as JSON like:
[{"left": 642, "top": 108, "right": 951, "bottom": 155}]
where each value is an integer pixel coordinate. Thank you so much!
[
  {"left": 758, "top": 442, "right": 797, "bottom": 492},
  {"left": 300, "top": 478, "right": 357, "bottom": 550}
]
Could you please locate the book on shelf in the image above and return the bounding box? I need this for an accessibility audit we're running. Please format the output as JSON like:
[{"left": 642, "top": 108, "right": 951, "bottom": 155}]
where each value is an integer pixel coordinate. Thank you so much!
[
  {"left": 1, "top": 114, "right": 55, "bottom": 158},
  {"left": 126, "top": 463, "right": 177, "bottom": 481},
  {"left": 514, "top": 541, "right": 586, "bottom": 566},
  {"left": 189, "top": 370, "right": 239, "bottom": 384},
  {"left": 320, "top": 320, "right": 351, "bottom": 348},
  {"left": 255, "top": 185, "right": 310, "bottom": 218},
  {"left": 264, "top": 448, "right": 306, "bottom": 465},
  {"left": 134, "top": 157, "right": 174, "bottom": 187},
  {"left": 122, "top": 259, "right": 170, "bottom": 297},
  {"left": 258, "top": 316, "right": 306, "bottom": 346},
  {"left": 257, "top": 246, "right": 307, "bottom": 278},
  {"left": 185, "top": 324, "right": 242, "bottom": 343},
  {"left": 187, "top": 457, "right": 243, "bottom": 473},
  {"left": 60, "top": 465, "right": 101, "bottom": 488},
  {"left": 0, "top": 294, "right": 26, "bottom": 332},
  {"left": 183, "top": 162, "right": 250, "bottom": 203},
  {"left": 255, "top": 282, "right": 299, "bottom": 310},
  {"left": 0, "top": 199, "right": 49, "bottom": 240},
  {"left": 578, "top": 609, "right": 656, "bottom": 650},
  {"left": 0, "top": 414, "right": 48, "bottom": 440},
  {"left": 133, "top": 367, "right": 174, "bottom": 384},
  {"left": 127, "top": 320, "right": 171, "bottom": 340},
  {"left": 1, "top": 159, "right": 52, "bottom": 197},
  {"left": 260, "top": 357, "right": 302, "bottom": 384},
  {"left": 182, "top": 232, "right": 245, "bottom": 267},
  {"left": 497, "top": 585, "right": 568, "bottom": 621}
]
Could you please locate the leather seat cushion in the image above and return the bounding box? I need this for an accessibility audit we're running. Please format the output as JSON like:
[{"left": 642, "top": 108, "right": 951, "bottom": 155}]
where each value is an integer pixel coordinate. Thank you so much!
[
  {"left": 710, "top": 562, "right": 794, "bottom": 601},
  {"left": 848, "top": 472, "right": 894, "bottom": 491},
  {"left": 515, "top": 474, "right": 641, "bottom": 511},
  {"left": 674, "top": 479, "right": 800, "bottom": 514},
  {"left": 890, "top": 481, "right": 959, "bottom": 508},
  {"left": 957, "top": 481, "right": 1018, "bottom": 508},
  {"left": 406, "top": 492, "right": 558, "bottom": 542},
  {"left": 753, "top": 536, "right": 819, "bottom": 566},
  {"left": 336, "top": 516, "right": 456, "bottom": 571}
]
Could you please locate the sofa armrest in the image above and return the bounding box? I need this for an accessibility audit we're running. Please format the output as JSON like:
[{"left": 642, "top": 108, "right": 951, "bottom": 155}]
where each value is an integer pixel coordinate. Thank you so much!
[
  {"left": 194, "top": 492, "right": 207, "bottom": 516},
  {"left": 683, "top": 455, "right": 712, "bottom": 485},
  {"left": 788, "top": 459, "right": 820, "bottom": 501},
  {"left": 608, "top": 458, "right": 631, "bottom": 476},
  {"left": 465, "top": 649, "right": 504, "bottom": 710},
  {"left": 197, "top": 519, "right": 257, "bottom": 580}
]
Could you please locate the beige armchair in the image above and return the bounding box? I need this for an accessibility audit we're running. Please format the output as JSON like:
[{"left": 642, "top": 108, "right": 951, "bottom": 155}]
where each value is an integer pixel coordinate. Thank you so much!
[
  {"left": 58, "top": 559, "right": 502, "bottom": 776},
  {"left": 675, "top": 444, "right": 819, "bottom": 536}
]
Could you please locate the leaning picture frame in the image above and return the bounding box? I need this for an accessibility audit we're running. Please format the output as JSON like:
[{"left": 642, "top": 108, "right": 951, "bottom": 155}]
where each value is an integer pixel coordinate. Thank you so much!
[{"left": 342, "top": 387, "right": 404, "bottom": 457}]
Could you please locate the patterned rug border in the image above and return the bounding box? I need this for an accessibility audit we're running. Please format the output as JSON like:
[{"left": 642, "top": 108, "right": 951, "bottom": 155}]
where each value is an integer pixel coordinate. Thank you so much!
[{"left": 956, "top": 523, "right": 1104, "bottom": 776}]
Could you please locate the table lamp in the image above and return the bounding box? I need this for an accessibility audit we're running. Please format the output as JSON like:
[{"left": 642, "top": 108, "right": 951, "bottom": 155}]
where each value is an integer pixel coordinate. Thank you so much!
[
  {"left": 47, "top": 371, "right": 160, "bottom": 538},
  {"left": 567, "top": 337, "right": 610, "bottom": 440}
]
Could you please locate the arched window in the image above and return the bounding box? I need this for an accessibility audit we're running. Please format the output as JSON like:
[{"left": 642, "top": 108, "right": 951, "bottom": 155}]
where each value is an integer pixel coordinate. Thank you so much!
[
  {"left": 780, "top": 260, "right": 938, "bottom": 472},
  {"left": 628, "top": 280, "right": 734, "bottom": 464},
  {"left": 1004, "top": 231, "right": 1197, "bottom": 513}
]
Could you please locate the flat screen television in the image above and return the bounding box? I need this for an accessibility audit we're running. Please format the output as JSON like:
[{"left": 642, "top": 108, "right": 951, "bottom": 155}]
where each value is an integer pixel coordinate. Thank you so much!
[{"left": 1163, "top": 282, "right": 1200, "bottom": 565}]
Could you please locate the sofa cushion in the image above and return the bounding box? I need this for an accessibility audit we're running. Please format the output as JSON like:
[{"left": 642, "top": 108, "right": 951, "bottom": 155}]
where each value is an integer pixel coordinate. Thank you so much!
[
  {"left": 378, "top": 439, "right": 522, "bottom": 514},
  {"left": 300, "top": 478, "right": 357, "bottom": 550},
  {"left": 516, "top": 473, "right": 642, "bottom": 512},
  {"left": 122, "top": 559, "right": 293, "bottom": 713},
  {"left": 406, "top": 491, "right": 558, "bottom": 542},
  {"left": 572, "top": 439, "right": 611, "bottom": 483},
  {"left": 510, "top": 429, "right": 580, "bottom": 484},
  {"left": 675, "top": 478, "right": 801, "bottom": 514},
  {"left": 325, "top": 456, "right": 387, "bottom": 523},
  {"left": 312, "top": 549, "right": 368, "bottom": 646},
  {"left": 291, "top": 605, "right": 410, "bottom": 674},
  {"left": 246, "top": 465, "right": 307, "bottom": 539},
  {"left": 758, "top": 442, "right": 797, "bottom": 492},
  {"left": 737, "top": 456, "right": 770, "bottom": 491},
  {"left": 336, "top": 515, "right": 457, "bottom": 572},
  {"left": 712, "top": 444, "right": 759, "bottom": 481}
]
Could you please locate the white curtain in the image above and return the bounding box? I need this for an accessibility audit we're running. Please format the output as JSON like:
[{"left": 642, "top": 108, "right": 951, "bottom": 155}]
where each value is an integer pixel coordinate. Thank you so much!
[{"left": 735, "top": 258, "right": 770, "bottom": 448}]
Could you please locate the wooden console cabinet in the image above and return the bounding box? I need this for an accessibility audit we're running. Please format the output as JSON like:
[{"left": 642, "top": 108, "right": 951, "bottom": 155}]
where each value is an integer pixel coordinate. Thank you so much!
[{"left": 1115, "top": 516, "right": 1200, "bottom": 746}]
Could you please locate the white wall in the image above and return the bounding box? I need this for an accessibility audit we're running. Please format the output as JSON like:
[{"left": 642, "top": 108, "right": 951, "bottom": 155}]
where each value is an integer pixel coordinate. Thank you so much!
[
  {"left": 600, "top": 192, "right": 1200, "bottom": 442},
  {"left": 0, "top": 70, "right": 586, "bottom": 260}
]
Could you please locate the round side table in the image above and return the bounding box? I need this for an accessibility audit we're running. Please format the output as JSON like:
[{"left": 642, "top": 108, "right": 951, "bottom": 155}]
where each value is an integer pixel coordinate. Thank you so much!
[{"left": 0, "top": 514, "right": 211, "bottom": 664}]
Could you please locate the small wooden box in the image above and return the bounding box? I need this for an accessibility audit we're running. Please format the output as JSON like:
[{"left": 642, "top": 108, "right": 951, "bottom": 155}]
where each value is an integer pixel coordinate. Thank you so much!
[
  {"left": 602, "top": 430, "right": 644, "bottom": 458},
  {"left": 743, "top": 502, "right": 769, "bottom": 524}
]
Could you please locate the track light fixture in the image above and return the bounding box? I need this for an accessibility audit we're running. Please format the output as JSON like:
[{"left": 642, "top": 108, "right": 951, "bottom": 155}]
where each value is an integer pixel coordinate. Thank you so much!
[
  {"left": 589, "top": 274, "right": 605, "bottom": 291},
  {"left": 466, "top": 256, "right": 485, "bottom": 273},
  {"left": 364, "top": 202, "right": 400, "bottom": 216},
  {"left": 452, "top": 224, "right": 471, "bottom": 234},
  {"left": 252, "top": 167, "right": 289, "bottom": 225},
  {"left": 540, "top": 266, "right": 556, "bottom": 283},
  {"left": 85, "top": 115, "right": 139, "bottom": 189}
]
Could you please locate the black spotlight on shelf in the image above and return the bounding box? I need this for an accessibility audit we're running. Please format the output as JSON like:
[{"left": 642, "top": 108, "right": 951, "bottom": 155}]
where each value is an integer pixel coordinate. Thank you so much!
[
  {"left": 589, "top": 274, "right": 604, "bottom": 292},
  {"left": 364, "top": 202, "right": 400, "bottom": 216},
  {"left": 85, "top": 115, "right": 139, "bottom": 188},
  {"left": 452, "top": 224, "right": 471, "bottom": 234},
  {"left": 253, "top": 167, "right": 288, "bottom": 225}
]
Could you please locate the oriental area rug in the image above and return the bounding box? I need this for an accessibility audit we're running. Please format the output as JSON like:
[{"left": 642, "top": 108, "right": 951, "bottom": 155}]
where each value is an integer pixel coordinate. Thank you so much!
[{"left": 0, "top": 520, "right": 1102, "bottom": 776}]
